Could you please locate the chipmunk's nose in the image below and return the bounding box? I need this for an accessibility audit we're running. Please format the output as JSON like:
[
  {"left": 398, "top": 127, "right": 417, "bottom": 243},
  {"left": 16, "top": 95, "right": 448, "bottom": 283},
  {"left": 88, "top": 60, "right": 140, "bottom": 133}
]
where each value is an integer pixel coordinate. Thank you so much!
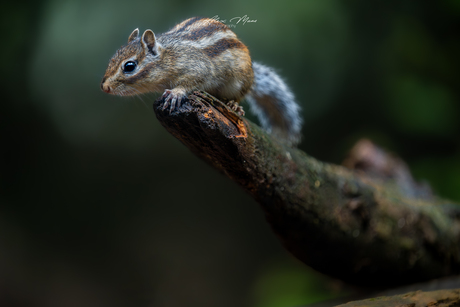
[{"left": 100, "top": 78, "right": 111, "bottom": 93}]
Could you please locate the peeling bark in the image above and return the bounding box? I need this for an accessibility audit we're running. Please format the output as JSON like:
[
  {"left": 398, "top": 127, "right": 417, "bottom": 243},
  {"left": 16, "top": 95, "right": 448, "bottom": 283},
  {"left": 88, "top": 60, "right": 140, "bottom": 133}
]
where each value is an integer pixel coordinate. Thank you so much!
[{"left": 153, "top": 91, "right": 460, "bottom": 287}]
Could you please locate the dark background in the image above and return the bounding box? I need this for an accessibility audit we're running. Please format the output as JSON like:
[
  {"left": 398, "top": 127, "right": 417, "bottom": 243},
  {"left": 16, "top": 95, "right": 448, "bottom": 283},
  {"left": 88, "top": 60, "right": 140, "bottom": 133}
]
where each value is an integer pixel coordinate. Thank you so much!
[{"left": 1, "top": 1, "right": 459, "bottom": 306}]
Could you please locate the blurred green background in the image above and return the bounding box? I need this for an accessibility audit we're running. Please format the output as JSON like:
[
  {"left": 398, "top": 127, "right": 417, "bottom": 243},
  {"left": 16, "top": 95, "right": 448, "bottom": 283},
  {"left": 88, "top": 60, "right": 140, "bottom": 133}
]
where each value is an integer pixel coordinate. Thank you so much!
[{"left": 1, "top": 0, "right": 459, "bottom": 306}]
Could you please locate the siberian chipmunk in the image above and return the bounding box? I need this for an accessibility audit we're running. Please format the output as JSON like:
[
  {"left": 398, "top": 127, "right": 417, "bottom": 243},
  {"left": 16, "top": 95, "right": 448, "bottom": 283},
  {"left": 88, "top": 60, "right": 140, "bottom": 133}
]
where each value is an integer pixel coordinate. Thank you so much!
[{"left": 101, "top": 17, "right": 303, "bottom": 146}]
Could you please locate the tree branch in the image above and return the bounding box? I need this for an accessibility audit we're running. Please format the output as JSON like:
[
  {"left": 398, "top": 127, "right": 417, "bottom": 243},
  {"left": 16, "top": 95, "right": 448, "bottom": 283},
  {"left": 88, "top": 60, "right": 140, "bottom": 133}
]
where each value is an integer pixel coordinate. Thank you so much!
[
  {"left": 153, "top": 91, "right": 460, "bottom": 287},
  {"left": 336, "top": 288, "right": 460, "bottom": 307}
]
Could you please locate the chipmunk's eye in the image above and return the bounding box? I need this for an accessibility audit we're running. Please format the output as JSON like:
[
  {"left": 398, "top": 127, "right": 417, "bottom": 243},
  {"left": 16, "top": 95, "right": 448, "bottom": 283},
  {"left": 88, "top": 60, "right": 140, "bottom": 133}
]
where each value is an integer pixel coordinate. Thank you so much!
[{"left": 123, "top": 61, "right": 137, "bottom": 73}]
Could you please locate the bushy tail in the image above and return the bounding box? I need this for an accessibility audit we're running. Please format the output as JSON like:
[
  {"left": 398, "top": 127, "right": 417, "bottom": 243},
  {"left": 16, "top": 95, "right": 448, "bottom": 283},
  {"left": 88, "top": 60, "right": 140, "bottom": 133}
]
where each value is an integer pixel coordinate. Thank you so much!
[{"left": 245, "top": 62, "right": 302, "bottom": 146}]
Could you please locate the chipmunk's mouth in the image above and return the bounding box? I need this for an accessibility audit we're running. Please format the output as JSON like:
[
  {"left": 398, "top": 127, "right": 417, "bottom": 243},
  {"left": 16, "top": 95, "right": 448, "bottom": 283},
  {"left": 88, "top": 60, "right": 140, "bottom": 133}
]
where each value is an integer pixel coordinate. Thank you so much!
[
  {"left": 100, "top": 79, "right": 113, "bottom": 94},
  {"left": 111, "top": 87, "right": 136, "bottom": 97},
  {"left": 101, "top": 84, "right": 128, "bottom": 96},
  {"left": 101, "top": 79, "right": 139, "bottom": 97}
]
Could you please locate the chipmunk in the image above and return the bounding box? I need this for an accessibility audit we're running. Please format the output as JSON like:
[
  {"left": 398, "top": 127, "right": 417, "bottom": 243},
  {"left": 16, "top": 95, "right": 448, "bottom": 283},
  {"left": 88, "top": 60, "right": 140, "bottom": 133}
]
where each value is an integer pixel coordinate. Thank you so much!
[{"left": 101, "top": 17, "right": 303, "bottom": 146}]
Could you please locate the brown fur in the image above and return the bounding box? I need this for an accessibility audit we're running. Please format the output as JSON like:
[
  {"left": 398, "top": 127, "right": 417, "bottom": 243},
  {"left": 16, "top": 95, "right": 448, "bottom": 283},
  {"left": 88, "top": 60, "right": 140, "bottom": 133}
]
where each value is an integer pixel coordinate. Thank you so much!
[
  {"left": 101, "top": 17, "right": 303, "bottom": 146},
  {"left": 101, "top": 17, "right": 254, "bottom": 101}
]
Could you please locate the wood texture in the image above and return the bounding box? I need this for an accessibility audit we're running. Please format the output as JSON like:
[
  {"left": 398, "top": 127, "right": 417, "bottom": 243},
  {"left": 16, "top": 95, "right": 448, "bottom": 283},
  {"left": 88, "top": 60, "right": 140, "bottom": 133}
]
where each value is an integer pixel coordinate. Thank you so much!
[{"left": 153, "top": 91, "right": 460, "bottom": 288}]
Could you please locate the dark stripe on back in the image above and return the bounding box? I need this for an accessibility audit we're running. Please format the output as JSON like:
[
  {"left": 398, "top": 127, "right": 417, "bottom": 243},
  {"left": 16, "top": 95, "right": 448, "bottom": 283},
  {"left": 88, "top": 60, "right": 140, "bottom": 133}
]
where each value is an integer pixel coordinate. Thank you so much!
[
  {"left": 182, "top": 22, "right": 229, "bottom": 41},
  {"left": 203, "top": 38, "right": 246, "bottom": 58},
  {"left": 163, "top": 17, "right": 230, "bottom": 41},
  {"left": 173, "top": 17, "right": 204, "bottom": 33}
]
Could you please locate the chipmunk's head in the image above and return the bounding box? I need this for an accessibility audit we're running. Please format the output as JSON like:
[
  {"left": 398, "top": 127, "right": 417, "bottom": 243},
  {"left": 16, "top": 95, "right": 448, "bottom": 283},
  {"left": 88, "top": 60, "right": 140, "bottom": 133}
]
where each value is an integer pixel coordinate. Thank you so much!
[{"left": 101, "top": 28, "right": 164, "bottom": 96}]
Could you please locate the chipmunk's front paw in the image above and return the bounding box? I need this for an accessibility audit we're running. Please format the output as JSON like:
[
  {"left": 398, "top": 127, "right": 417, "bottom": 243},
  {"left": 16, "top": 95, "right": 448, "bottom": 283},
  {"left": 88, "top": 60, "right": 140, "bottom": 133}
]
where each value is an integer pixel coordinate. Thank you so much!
[
  {"left": 161, "top": 89, "right": 188, "bottom": 114},
  {"left": 226, "top": 100, "right": 245, "bottom": 116}
]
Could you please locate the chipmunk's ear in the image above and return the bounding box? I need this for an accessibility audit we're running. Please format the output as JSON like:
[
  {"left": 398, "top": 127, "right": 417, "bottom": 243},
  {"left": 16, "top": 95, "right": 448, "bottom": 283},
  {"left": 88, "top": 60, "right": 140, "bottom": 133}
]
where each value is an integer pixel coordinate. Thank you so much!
[
  {"left": 128, "top": 28, "right": 139, "bottom": 43},
  {"left": 141, "top": 29, "right": 159, "bottom": 55}
]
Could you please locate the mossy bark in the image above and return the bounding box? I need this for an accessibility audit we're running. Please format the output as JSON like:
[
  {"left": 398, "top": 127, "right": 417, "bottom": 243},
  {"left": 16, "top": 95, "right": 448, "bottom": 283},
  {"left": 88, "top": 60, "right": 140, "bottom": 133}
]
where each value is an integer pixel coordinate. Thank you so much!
[{"left": 153, "top": 91, "right": 460, "bottom": 288}]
